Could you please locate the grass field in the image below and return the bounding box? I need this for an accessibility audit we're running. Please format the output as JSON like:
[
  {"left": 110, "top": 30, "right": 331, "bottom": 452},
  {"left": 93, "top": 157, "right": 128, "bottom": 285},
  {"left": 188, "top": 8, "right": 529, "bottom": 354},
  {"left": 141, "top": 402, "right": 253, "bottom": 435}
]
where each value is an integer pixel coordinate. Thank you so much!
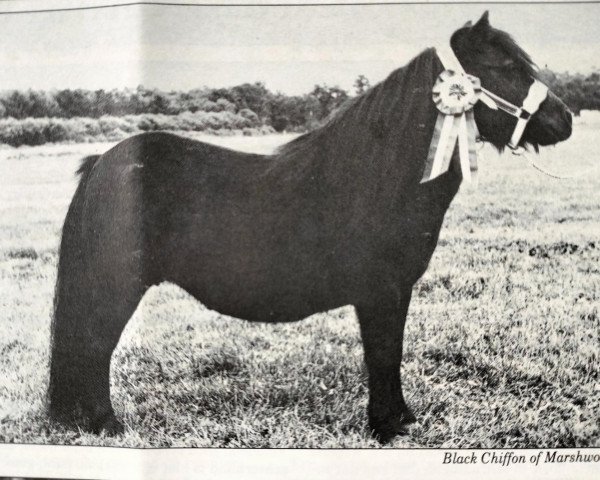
[{"left": 0, "top": 120, "right": 598, "bottom": 448}]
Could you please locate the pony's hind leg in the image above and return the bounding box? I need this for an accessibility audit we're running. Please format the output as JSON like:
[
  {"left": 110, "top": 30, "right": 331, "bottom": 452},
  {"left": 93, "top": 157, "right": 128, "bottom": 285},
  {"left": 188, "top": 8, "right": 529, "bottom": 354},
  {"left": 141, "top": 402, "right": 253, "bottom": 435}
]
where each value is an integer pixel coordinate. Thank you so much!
[
  {"left": 48, "top": 153, "right": 147, "bottom": 434},
  {"left": 357, "top": 290, "right": 416, "bottom": 443}
]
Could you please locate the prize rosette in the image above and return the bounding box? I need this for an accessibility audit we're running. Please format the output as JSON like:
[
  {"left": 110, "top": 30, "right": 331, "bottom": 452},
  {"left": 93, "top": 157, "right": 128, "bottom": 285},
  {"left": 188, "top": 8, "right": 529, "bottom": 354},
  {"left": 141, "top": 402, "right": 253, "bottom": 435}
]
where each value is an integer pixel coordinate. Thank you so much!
[
  {"left": 422, "top": 70, "right": 482, "bottom": 184},
  {"left": 432, "top": 70, "right": 481, "bottom": 115}
]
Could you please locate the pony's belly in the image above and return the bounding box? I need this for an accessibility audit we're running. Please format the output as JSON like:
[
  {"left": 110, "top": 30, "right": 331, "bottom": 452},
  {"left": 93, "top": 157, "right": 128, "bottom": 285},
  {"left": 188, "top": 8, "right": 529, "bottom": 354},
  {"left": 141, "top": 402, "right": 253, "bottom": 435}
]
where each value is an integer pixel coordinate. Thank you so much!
[
  {"left": 178, "top": 279, "right": 340, "bottom": 324},
  {"left": 163, "top": 246, "right": 343, "bottom": 323}
]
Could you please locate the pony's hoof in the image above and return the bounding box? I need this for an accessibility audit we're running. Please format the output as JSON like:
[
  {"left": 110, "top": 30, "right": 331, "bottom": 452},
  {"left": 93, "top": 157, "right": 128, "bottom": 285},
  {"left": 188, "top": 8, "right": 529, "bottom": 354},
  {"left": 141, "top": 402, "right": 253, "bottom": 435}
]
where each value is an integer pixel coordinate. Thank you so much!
[
  {"left": 91, "top": 414, "right": 124, "bottom": 436},
  {"left": 370, "top": 413, "right": 418, "bottom": 443},
  {"left": 401, "top": 410, "right": 417, "bottom": 426},
  {"left": 399, "top": 418, "right": 420, "bottom": 436}
]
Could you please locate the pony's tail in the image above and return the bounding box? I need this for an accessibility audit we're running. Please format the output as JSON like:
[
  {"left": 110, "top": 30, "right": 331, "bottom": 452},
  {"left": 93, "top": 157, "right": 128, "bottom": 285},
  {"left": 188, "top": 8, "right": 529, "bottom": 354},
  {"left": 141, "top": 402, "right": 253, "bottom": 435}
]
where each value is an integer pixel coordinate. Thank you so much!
[{"left": 47, "top": 155, "right": 99, "bottom": 422}]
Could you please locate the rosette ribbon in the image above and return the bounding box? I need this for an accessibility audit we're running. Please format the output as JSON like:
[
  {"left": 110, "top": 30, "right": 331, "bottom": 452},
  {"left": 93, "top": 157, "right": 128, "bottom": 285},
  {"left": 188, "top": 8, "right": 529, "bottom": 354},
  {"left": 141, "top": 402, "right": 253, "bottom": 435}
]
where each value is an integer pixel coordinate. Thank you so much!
[
  {"left": 421, "top": 70, "right": 482, "bottom": 183},
  {"left": 422, "top": 46, "right": 499, "bottom": 184}
]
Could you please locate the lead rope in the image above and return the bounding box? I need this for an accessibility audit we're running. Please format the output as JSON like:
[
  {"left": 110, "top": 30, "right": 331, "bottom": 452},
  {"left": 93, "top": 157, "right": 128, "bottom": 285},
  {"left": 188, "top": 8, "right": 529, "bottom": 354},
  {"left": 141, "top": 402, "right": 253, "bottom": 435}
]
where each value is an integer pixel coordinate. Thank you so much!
[{"left": 512, "top": 148, "right": 599, "bottom": 180}]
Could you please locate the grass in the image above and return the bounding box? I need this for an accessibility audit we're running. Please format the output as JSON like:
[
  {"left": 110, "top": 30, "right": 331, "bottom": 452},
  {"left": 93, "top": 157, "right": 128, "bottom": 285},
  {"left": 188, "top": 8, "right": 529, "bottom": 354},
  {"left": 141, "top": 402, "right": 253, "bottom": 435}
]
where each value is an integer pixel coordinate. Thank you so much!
[{"left": 0, "top": 120, "right": 598, "bottom": 448}]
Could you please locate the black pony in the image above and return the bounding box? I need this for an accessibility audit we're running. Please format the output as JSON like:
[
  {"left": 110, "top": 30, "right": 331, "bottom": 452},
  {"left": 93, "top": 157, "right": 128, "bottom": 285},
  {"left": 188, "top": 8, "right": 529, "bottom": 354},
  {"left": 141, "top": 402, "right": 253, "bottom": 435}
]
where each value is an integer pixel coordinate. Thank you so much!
[{"left": 48, "top": 12, "right": 572, "bottom": 442}]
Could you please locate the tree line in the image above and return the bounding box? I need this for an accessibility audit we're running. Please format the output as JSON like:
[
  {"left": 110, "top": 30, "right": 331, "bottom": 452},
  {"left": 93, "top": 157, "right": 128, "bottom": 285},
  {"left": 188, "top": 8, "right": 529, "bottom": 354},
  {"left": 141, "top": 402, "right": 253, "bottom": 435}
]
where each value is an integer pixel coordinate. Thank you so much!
[
  {"left": 0, "top": 82, "right": 354, "bottom": 133},
  {"left": 0, "top": 69, "right": 596, "bottom": 142}
]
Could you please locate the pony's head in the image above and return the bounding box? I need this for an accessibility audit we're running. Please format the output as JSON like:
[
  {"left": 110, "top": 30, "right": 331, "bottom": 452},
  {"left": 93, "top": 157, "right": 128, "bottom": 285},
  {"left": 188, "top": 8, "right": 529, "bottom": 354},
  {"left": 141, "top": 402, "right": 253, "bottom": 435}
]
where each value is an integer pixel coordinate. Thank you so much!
[{"left": 451, "top": 11, "right": 572, "bottom": 150}]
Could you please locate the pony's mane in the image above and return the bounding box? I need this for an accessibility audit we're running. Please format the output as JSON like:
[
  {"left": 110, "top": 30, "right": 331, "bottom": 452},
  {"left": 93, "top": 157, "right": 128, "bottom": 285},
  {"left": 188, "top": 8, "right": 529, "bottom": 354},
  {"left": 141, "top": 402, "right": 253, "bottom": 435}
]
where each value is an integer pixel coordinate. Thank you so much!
[{"left": 275, "top": 48, "right": 438, "bottom": 161}]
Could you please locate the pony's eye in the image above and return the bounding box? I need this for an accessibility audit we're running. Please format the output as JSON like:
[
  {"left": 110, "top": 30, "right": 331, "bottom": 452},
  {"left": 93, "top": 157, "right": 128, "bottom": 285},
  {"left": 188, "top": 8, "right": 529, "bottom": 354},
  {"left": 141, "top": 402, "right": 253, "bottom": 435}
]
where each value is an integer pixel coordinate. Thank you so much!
[
  {"left": 486, "top": 64, "right": 518, "bottom": 74},
  {"left": 483, "top": 60, "right": 517, "bottom": 69}
]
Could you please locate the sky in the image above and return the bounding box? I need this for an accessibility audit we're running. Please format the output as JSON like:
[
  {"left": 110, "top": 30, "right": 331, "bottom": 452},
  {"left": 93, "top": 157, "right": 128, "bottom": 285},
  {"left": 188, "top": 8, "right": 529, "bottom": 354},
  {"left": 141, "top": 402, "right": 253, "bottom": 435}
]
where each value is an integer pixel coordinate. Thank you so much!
[{"left": 0, "top": 1, "right": 599, "bottom": 94}]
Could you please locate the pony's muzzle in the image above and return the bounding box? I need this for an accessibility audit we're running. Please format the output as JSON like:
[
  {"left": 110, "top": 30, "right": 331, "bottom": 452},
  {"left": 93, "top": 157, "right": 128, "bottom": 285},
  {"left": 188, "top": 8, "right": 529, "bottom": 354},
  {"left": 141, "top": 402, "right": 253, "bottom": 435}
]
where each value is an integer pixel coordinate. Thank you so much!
[{"left": 534, "top": 92, "right": 573, "bottom": 145}]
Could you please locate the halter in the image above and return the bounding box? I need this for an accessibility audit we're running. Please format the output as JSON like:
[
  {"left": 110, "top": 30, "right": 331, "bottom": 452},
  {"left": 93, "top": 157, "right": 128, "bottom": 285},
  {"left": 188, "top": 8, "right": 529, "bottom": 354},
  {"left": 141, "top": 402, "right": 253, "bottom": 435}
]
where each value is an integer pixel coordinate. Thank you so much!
[{"left": 422, "top": 44, "right": 549, "bottom": 183}]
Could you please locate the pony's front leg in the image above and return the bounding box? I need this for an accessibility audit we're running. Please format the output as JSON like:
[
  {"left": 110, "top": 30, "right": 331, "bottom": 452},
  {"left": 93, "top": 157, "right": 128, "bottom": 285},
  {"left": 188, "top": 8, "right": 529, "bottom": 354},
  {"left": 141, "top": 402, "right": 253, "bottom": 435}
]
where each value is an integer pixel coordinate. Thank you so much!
[{"left": 357, "top": 291, "right": 416, "bottom": 442}]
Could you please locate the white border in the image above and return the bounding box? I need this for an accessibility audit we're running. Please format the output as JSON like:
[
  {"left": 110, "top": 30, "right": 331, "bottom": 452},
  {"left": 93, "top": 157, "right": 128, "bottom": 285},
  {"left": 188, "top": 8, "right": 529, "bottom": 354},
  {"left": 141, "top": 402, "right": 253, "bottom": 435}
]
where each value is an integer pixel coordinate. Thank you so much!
[{"left": 1, "top": 445, "right": 599, "bottom": 479}]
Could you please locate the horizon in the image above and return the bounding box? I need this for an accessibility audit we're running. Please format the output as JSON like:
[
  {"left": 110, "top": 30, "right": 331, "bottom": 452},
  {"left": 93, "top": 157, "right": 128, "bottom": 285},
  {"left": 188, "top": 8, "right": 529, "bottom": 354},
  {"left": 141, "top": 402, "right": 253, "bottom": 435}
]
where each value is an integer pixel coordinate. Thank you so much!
[{"left": 0, "top": 2, "right": 598, "bottom": 95}]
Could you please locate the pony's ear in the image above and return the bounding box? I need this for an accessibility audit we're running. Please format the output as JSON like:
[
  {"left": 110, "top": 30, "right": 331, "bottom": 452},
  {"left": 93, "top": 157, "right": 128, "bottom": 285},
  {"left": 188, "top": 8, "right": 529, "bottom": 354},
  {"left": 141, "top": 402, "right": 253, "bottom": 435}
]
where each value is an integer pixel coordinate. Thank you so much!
[
  {"left": 463, "top": 20, "right": 473, "bottom": 28},
  {"left": 468, "top": 11, "right": 491, "bottom": 41},
  {"left": 473, "top": 11, "right": 490, "bottom": 31}
]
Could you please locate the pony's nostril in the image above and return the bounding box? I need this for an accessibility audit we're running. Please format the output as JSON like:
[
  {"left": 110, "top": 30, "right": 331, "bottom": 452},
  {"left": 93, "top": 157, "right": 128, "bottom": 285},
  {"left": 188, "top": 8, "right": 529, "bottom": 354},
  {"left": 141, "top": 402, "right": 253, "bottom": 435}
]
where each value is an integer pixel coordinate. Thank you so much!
[
  {"left": 551, "top": 108, "right": 573, "bottom": 140},
  {"left": 564, "top": 111, "right": 573, "bottom": 135},
  {"left": 564, "top": 110, "right": 573, "bottom": 126}
]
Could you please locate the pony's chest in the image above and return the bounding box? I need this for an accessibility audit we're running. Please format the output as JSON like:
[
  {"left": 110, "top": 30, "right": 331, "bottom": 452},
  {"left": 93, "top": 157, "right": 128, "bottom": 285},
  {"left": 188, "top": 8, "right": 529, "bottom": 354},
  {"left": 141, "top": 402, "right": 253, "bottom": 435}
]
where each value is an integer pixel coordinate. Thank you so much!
[{"left": 377, "top": 173, "right": 462, "bottom": 284}]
